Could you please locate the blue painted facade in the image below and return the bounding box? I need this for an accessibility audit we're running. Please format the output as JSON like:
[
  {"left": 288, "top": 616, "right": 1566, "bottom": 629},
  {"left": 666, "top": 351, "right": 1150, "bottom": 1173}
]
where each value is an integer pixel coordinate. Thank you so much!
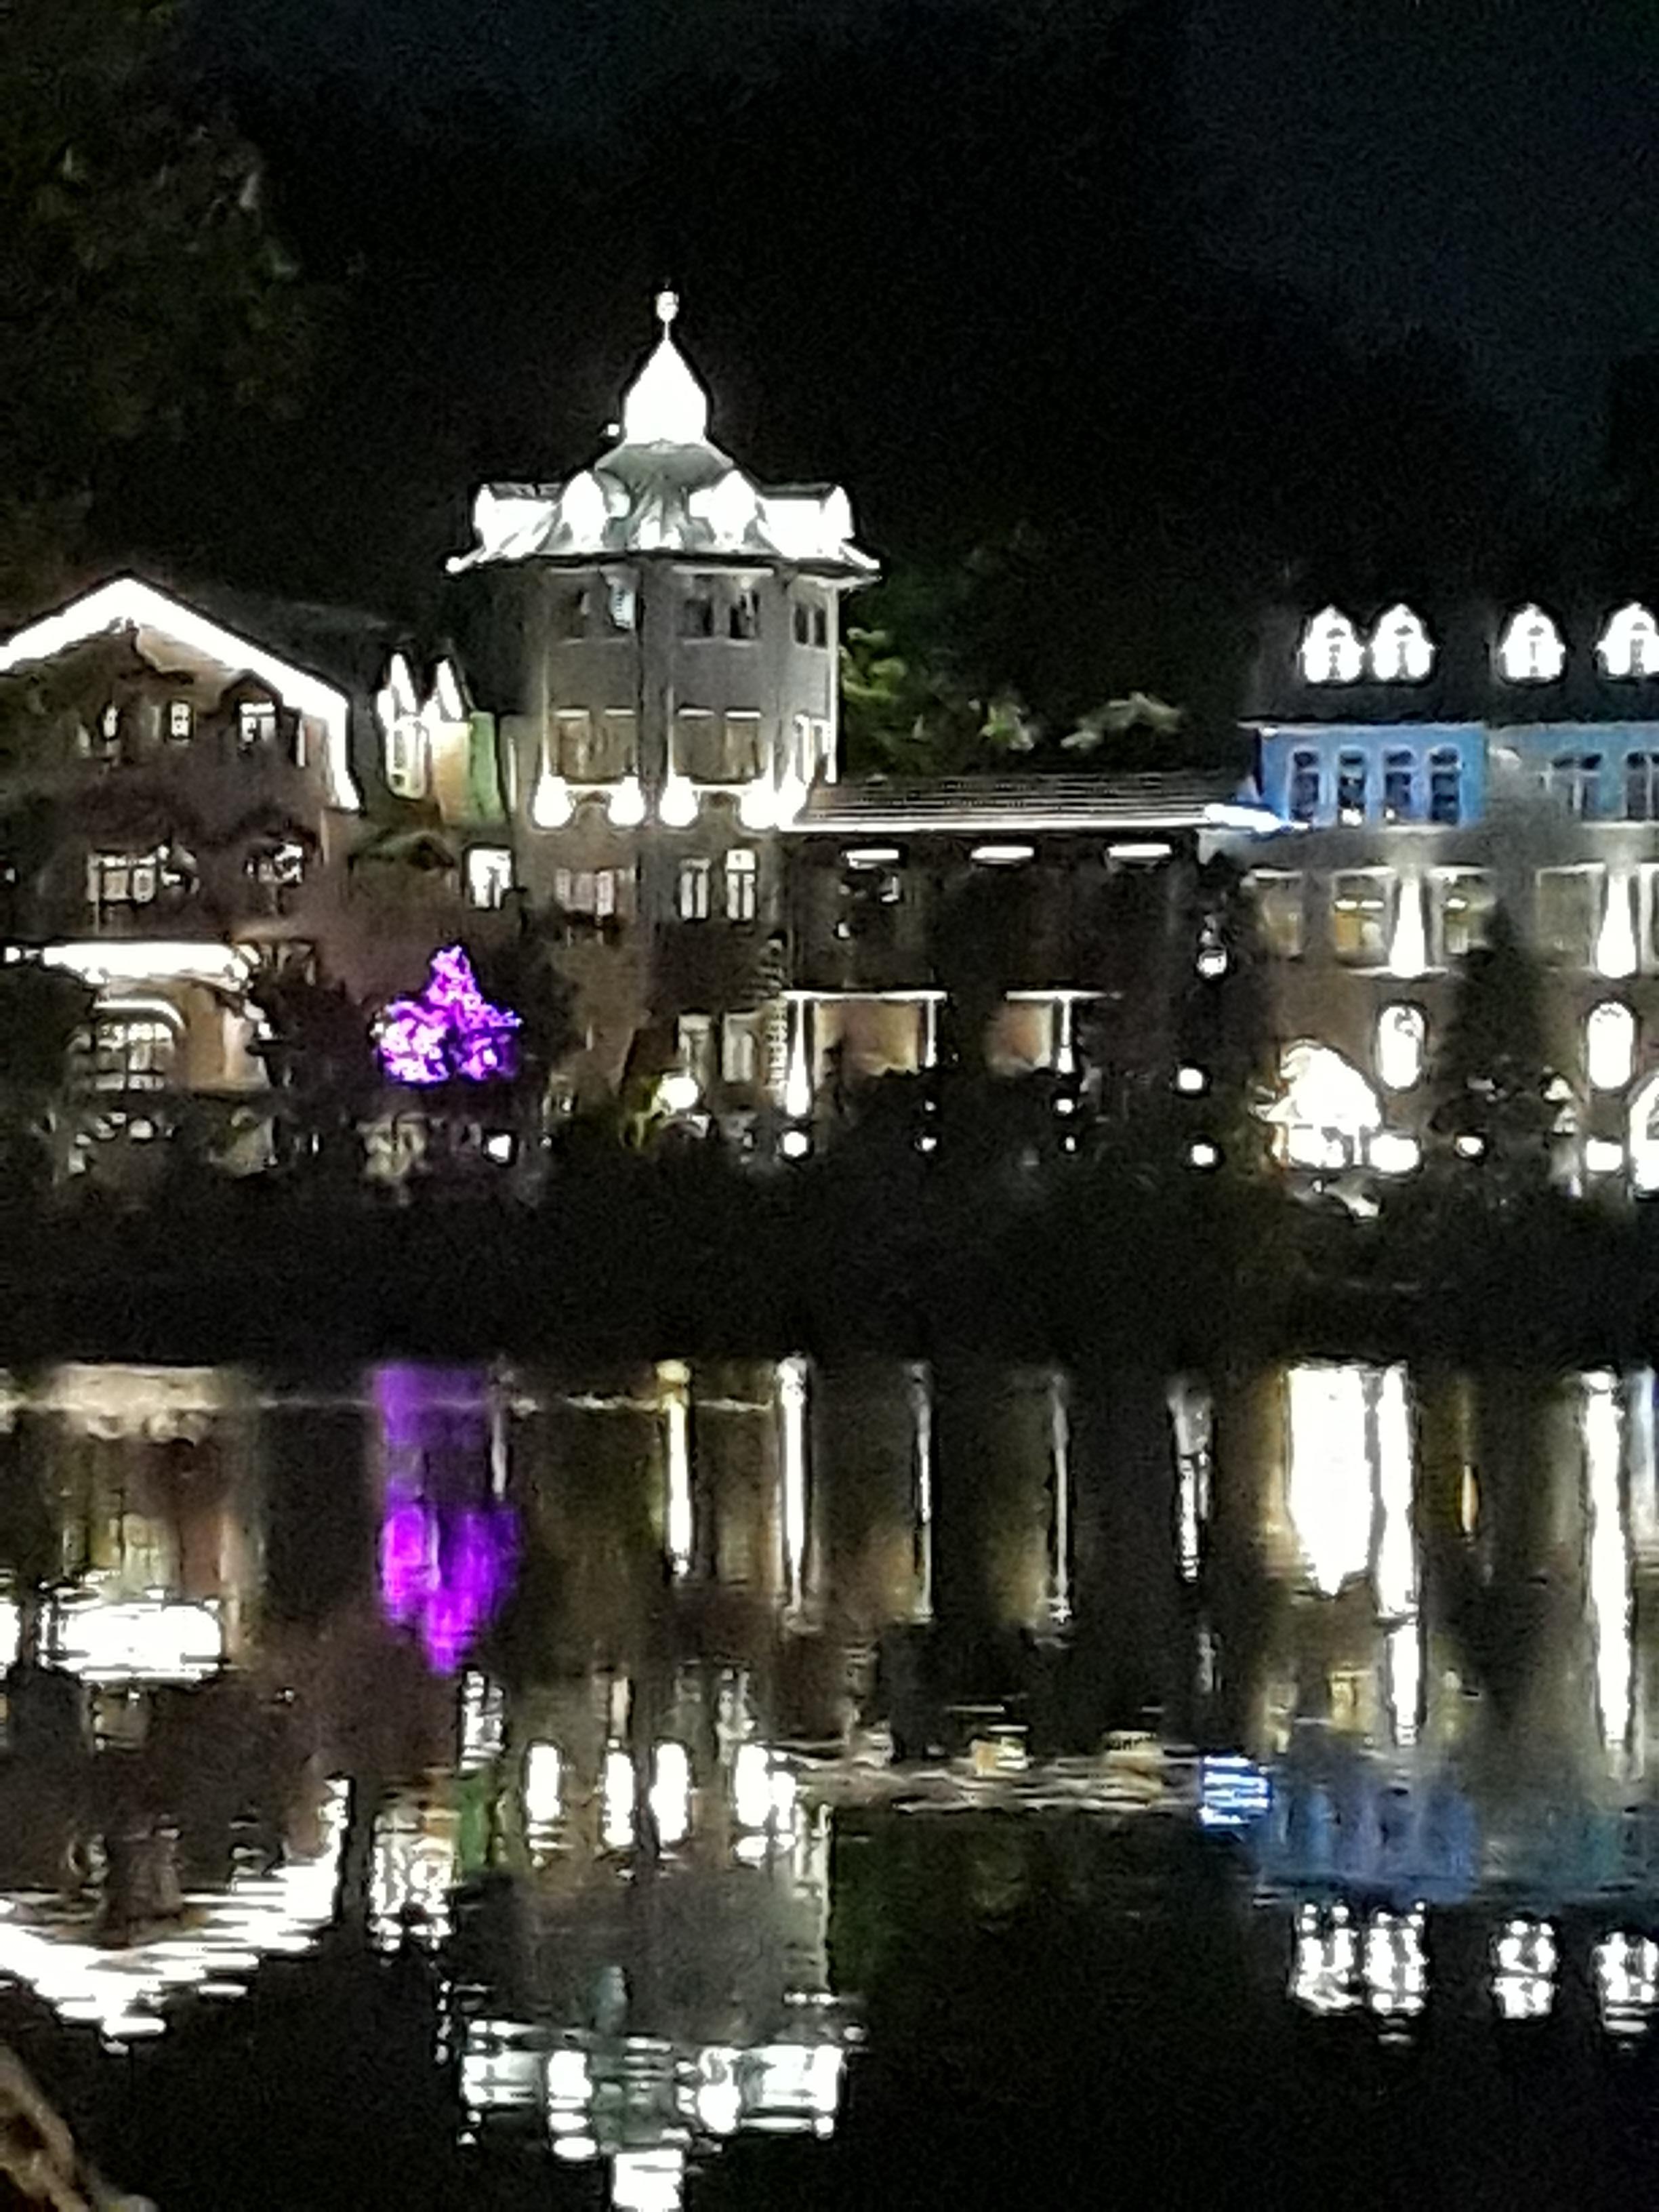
[
  {"left": 1254, "top": 724, "right": 1486, "bottom": 829},
  {"left": 1256, "top": 719, "right": 1659, "bottom": 828}
]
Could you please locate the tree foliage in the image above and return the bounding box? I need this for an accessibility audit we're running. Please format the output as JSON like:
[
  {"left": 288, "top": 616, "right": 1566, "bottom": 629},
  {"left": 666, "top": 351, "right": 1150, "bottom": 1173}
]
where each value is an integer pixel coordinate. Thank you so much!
[
  {"left": 1426, "top": 903, "right": 1560, "bottom": 1195},
  {"left": 0, "top": 0, "right": 319, "bottom": 615}
]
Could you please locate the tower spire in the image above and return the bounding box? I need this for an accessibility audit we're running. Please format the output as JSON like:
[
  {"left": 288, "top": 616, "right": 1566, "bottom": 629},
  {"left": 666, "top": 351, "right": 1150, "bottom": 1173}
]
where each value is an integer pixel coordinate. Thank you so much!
[{"left": 617, "top": 288, "right": 710, "bottom": 447}]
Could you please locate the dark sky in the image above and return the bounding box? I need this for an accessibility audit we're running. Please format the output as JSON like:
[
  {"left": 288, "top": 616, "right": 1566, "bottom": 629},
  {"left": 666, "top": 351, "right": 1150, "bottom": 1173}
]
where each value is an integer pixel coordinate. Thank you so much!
[
  {"left": 1188, "top": 0, "right": 1659, "bottom": 484},
  {"left": 125, "top": 0, "right": 1659, "bottom": 723},
  {"left": 203, "top": 0, "right": 1659, "bottom": 485}
]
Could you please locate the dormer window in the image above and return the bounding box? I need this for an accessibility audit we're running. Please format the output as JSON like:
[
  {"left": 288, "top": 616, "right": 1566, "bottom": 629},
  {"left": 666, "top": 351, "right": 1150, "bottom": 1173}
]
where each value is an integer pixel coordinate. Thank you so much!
[
  {"left": 167, "top": 699, "right": 192, "bottom": 742},
  {"left": 1369, "top": 605, "right": 1434, "bottom": 682},
  {"left": 238, "top": 700, "right": 276, "bottom": 751},
  {"left": 1598, "top": 602, "right": 1659, "bottom": 680},
  {"left": 1298, "top": 608, "right": 1364, "bottom": 684},
  {"left": 1497, "top": 605, "right": 1565, "bottom": 683}
]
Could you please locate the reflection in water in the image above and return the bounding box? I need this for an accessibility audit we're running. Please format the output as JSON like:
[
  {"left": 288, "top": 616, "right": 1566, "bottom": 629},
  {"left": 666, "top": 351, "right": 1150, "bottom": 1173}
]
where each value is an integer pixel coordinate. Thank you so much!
[{"left": 2, "top": 1356, "right": 1659, "bottom": 2193}]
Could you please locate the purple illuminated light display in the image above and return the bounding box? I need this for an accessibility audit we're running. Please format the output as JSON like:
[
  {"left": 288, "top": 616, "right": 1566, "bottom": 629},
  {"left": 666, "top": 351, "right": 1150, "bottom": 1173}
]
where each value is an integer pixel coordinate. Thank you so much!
[
  {"left": 375, "top": 945, "right": 520, "bottom": 1086},
  {"left": 375, "top": 1365, "right": 518, "bottom": 1675}
]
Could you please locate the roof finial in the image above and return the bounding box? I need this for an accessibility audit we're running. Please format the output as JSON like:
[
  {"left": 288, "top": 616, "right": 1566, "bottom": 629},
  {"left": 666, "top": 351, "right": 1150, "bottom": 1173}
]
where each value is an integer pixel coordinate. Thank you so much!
[{"left": 655, "top": 287, "right": 679, "bottom": 331}]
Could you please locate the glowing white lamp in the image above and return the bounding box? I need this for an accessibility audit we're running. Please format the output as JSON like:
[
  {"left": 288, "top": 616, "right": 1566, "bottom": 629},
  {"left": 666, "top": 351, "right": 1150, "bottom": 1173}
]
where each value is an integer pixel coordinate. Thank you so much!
[
  {"left": 530, "top": 760, "right": 573, "bottom": 829},
  {"left": 1598, "top": 602, "right": 1659, "bottom": 680},
  {"left": 1370, "top": 604, "right": 1434, "bottom": 682},
  {"left": 1497, "top": 605, "right": 1565, "bottom": 683},
  {"left": 608, "top": 773, "right": 646, "bottom": 828},
  {"left": 658, "top": 771, "right": 698, "bottom": 827},
  {"left": 1299, "top": 607, "right": 1364, "bottom": 684},
  {"left": 1586, "top": 1001, "right": 1636, "bottom": 1091}
]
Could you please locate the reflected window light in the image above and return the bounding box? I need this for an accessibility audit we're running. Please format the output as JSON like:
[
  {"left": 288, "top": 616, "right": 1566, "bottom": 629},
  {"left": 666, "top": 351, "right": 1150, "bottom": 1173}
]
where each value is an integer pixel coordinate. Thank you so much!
[
  {"left": 1493, "top": 1918, "right": 1557, "bottom": 2020},
  {"left": 546, "top": 2045, "right": 593, "bottom": 2118},
  {"left": 50, "top": 1596, "right": 223, "bottom": 1683},
  {"left": 1582, "top": 1372, "right": 1633, "bottom": 1761},
  {"left": 1188, "top": 1140, "right": 1221, "bottom": 1169},
  {"left": 1586, "top": 1001, "right": 1636, "bottom": 1091},
  {"left": 1175, "top": 1065, "right": 1207, "bottom": 1095},
  {"left": 1286, "top": 1364, "right": 1374, "bottom": 1596},
  {"left": 659, "top": 1360, "right": 693, "bottom": 1577},
  {"left": 1585, "top": 1136, "right": 1626, "bottom": 1176},
  {"left": 1365, "top": 1906, "right": 1427, "bottom": 2018},
  {"left": 651, "top": 1742, "right": 691, "bottom": 1846},
  {"left": 602, "top": 1747, "right": 636, "bottom": 1850},
  {"left": 1595, "top": 1933, "right": 1659, "bottom": 2035},
  {"left": 1386, "top": 1621, "right": 1421, "bottom": 1749},
  {"left": 779, "top": 1357, "right": 808, "bottom": 1610},
  {"left": 612, "top": 2147, "right": 687, "bottom": 2212},
  {"left": 733, "top": 1740, "right": 796, "bottom": 1833},
  {"left": 1292, "top": 1901, "right": 1360, "bottom": 2013},
  {"left": 1455, "top": 1132, "right": 1486, "bottom": 1160},
  {"left": 524, "top": 1740, "right": 563, "bottom": 1824},
  {"left": 750, "top": 2044, "right": 844, "bottom": 2133}
]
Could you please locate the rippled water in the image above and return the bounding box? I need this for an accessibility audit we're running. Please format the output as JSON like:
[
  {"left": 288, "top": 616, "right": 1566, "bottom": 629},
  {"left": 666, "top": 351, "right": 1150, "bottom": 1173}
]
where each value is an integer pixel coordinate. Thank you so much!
[{"left": 3, "top": 1355, "right": 1659, "bottom": 2205}]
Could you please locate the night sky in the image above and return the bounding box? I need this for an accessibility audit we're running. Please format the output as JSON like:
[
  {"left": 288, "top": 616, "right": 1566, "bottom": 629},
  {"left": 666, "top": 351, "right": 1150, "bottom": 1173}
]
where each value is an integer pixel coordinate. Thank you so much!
[{"left": 102, "top": 0, "right": 1659, "bottom": 715}]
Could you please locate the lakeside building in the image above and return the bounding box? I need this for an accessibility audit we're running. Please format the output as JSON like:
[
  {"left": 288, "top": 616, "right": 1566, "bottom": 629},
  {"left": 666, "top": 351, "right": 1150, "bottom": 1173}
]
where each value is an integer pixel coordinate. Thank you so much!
[{"left": 3, "top": 300, "right": 1659, "bottom": 1191}]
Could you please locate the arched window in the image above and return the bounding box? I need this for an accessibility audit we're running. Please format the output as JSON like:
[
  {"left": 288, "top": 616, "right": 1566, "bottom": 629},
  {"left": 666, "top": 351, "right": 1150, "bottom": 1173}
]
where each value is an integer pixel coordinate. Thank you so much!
[
  {"left": 1586, "top": 1002, "right": 1636, "bottom": 1092},
  {"left": 1260, "top": 1041, "right": 1382, "bottom": 1171},
  {"left": 1298, "top": 608, "right": 1364, "bottom": 684},
  {"left": 1496, "top": 605, "right": 1565, "bottom": 683},
  {"left": 1376, "top": 1004, "right": 1427, "bottom": 1090},
  {"left": 1370, "top": 604, "right": 1434, "bottom": 682},
  {"left": 1598, "top": 602, "right": 1659, "bottom": 680}
]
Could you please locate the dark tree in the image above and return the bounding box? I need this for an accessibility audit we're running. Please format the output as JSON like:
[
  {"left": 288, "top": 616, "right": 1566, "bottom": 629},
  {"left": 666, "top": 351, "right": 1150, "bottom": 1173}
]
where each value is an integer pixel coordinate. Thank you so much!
[{"left": 1426, "top": 902, "right": 1559, "bottom": 1195}]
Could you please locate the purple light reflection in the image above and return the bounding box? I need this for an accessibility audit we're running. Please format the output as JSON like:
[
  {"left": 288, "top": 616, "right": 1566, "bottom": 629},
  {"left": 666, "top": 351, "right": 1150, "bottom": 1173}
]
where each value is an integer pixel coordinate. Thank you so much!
[
  {"left": 375, "top": 945, "right": 520, "bottom": 1086},
  {"left": 380, "top": 1481, "right": 518, "bottom": 1675}
]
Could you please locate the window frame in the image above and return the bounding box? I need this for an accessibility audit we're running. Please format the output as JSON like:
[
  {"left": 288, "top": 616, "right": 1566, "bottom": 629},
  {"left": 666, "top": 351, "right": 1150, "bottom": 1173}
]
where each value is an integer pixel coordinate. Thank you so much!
[
  {"left": 1329, "top": 869, "right": 1395, "bottom": 967},
  {"left": 676, "top": 856, "right": 712, "bottom": 922},
  {"left": 724, "top": 847, "right": 758, "bottom": 923}
]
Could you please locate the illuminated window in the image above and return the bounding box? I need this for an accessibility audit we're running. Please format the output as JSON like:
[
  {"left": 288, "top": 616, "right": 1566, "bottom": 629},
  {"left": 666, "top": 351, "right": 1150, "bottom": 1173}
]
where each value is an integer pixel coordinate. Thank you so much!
[
  {"left": 1497, "top": 605, "right": 1565, "bottom": 682},
  {"left": 677, "top": 857, "right": 711, "bottom": 920},
  {"left": 466, "top": 847, "right": 513, "bottom": 910},
  {"left": 1376, "top": 1004, "right": 1427, "bottom": 1090},
  {"left": 1263, "top": 1044, "right": 1382, "bottom": 1172},
  {"left": 1369, "top": 605, "right": 1434, "bottom": 682},
  {"left": 553, "top": 866, "right": 633, "bottom": 919},
  {"left": 676, "top": 708, "right": 720, "bottom": 781},
  {"left": 237, "top": 699, "right": 276, "bottom": 751},
  {"left": 554, "top": 708, "right": 596, "bottom": 780},
  {"left": 1248, "top": 871, "right": 1305, "bottom": 959},
  {"left": 1547, "top": 752, "right": 1602, "bottom": 817},
  {"left": 246, "top": 840, "right": 306, "bottom": 907},
  {"left": 724, "top": 847, "right": 758, "bottom": 922},
  {"left": 1626, "top": 753, "right": 1659, "bottom": 821},
  {"left": 600, "top": 709, "right": 637, "bottom": 780},
  {"left": 1537, "top": 865, "right": 1602, "bottom": 964},
  {"left": 676, "top": 1012, "right": 715, "bottom": 1093},
  {"left": 728, "top": 587, "right": 760, "bottom": 640},
  {"left": 89, "top": 848, "right": 186, "bottom": 912},
  {"left": 1336, "top": 752, "right": 1368, "bottom": 824},
  {"left": 721, "top": 1012, "right": 759, "bottom": 1085},
  {"left": 680, "top": 588, "right": 716, "bottom": 638},
  {"left": 1289, "top": 750, "right": 1322, "bottom": 823},
  {"left": 721, "top": 712, "right": 762, "bottom": 781},
  {"left": 1330, "top": 872, "right": 1393, "bottom": 964},
  {"left": 1383, "top": 750, "right": 1415, "bottom": 822},
  {"left": 1298, "top": 608, "right": 1364, "bottom": 684},
  {"left": 1586, "top": 1001, "right": 1636, "bottom": 1091},
  {"left": 1435, "top": 869, "right": 1494, "bottom": 960},
  {"left": 1598, "top": 602, "right": 1659, "bottom": 680},
  {"left": 167, "top": 699, "right": 192, "bottom": 741},
  {"left": 794, "top": 596, "right": 829, "bottom": 647},
  {"left": 1428, "top": 747, "right": 1462, "bottom": 825},
  {"left": 85, "top": 1012, "right": 178, "bottom": 1093}
]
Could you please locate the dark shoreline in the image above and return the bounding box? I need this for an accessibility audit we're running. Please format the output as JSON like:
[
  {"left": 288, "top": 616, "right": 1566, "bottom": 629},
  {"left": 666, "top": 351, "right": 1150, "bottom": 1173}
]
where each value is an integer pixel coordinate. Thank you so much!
[{"left": 0, "top": 1161, "right": 1653, "bottom": 1372}]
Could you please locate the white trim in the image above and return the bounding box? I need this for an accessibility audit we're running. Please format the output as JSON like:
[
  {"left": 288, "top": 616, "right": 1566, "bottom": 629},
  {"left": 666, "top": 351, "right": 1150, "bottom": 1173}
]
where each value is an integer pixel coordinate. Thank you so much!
[
  {"left": 40, "top": 941, "right": 255, "bottom": 988},
  {"left": 0, "top": 577, "right": 361, "bottom": 812},
  {"left": 794, "top": 800, "right": 1279, "bottom": 836},
  {"left": 783, "top": 987, "right": 946, "bottom": 1003}
]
